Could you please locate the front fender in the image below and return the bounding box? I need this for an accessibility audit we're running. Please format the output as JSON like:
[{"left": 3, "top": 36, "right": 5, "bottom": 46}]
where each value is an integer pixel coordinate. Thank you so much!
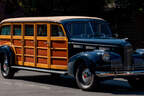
[
  {"left": 132, "top": 49, "right": 144, "bottom": 66},
  {"left": 68, "top": 50, "right": 122, "bottom": 77},
  {"left": 68, "top": 50, "right": 106, "bottom": 77}
]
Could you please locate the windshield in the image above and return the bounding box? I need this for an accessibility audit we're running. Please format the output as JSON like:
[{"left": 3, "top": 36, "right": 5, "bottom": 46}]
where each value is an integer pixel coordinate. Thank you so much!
[{"left": 66, "top": 20, "right": 112, "bottom": 39}]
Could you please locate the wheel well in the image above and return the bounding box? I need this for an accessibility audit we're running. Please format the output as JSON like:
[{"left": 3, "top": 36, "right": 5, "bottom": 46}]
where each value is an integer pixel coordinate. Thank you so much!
[
  {"left": 73, "top": 59, "right": 86, "bottom": 77},
  {"left": 0, "top": 47, "right": 15, "bottom": 66}
]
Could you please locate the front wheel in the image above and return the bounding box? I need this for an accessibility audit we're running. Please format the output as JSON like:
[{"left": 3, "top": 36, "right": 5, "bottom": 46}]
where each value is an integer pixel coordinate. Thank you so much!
[
  {"left": 0, "top": 54, "right": 16, "bottom": 79},
  {"left": 75, "top": 64, "right": 100, "bottom": 90}
]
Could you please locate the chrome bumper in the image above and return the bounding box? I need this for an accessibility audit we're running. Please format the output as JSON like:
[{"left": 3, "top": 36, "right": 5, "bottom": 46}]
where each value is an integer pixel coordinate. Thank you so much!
[{"left": 95, "top": 70, "right": 144, "bottom": 77}]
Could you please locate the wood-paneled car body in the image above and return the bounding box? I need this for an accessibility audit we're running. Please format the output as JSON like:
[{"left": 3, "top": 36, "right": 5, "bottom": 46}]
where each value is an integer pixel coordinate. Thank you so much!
[{"left": 0, "top": 16, "right": 144, "bottom": 90}]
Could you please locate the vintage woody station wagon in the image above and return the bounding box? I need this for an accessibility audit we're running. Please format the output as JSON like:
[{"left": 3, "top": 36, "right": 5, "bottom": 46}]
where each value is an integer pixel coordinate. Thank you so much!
[{"left": 0, "top": 16, "right": 144, "bottom": 90}]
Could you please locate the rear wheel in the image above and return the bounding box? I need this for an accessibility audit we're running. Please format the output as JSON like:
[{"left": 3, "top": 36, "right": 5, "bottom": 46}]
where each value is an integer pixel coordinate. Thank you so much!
[
  {"left": 0, "top": 54, "right": 16, "bottom": 79},
  {"left": 128, "top": 77, "right": 144, "bottom": 89},
  {"left": 75, "top": 64, "right": 100, "bottom": 90}
]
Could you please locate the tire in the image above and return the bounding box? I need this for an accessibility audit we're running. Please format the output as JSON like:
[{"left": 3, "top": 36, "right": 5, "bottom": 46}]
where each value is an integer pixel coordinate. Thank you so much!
[
  {"left": 75, "top": 64, "right": 99, "bottom": 91},
  {"left": 0, "top": 54, "right": 16, "bottom": 79},
  {"left": 128, "top": 77, "right": 144, "bottom": 89}
]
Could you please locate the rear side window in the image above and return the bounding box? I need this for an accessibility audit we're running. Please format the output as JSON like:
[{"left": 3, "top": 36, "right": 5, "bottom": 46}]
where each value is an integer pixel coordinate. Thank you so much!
[
  {"left": 25, "top": 25, "right": 34, "bottom": 36},
  {"left": 51, "top": 25, "right": 64, "bottom": 36},
  {"left": 37, "top": 25, "right": 47, "bottom": 36},
  {"left": 13, "top": 25, "right": 21, "bottom": 35},
  {"left": 0, "top": 25, "right": 11, "bottom": 35}
]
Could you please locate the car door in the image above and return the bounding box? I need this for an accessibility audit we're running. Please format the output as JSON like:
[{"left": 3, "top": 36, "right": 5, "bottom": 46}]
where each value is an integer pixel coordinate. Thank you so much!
[
  {"left": 36, "top": 23, "right": 51, "bottom": 68},
  {"left": 23, "top": 23, "right": 35, "bottom": 67},
  {"left": 50, "top": 24, "right": 68, "bottom": 70},
  {"left": 12, "top": 23, "right": 23, "bottom": 66}
]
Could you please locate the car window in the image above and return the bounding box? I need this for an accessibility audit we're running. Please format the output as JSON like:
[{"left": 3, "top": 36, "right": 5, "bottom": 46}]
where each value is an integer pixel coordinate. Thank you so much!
[
  {"left": 13, "top": 25, "right": 21, "bottom": 36},
  {"left": 25, "top": 25, "right": 34, "bottom": 36},
  {"left": 0, "top": 25, "right": 11, "bottom": 35},
  {"left": 37, "top": 24, "right": 47, "bottom": 36},
  {"left": 51, "top": 25, "right": 64, "bottom": 36}
]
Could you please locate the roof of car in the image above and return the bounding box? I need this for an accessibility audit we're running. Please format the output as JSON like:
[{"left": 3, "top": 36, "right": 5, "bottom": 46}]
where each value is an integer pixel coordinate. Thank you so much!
[{"left": 1, "top": 16, "right": 104, "bottom": 24}]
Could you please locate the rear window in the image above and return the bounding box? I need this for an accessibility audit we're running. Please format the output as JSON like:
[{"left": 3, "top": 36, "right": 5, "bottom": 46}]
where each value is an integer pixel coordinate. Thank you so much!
[{"left": 0, "top": 25, "right": 11, "bottom": 35}]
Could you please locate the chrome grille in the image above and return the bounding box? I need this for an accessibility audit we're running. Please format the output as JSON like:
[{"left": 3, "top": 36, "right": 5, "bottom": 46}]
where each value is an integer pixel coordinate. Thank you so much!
[{"left": 124, "top": 46, "right": 133, "bottom": 71}]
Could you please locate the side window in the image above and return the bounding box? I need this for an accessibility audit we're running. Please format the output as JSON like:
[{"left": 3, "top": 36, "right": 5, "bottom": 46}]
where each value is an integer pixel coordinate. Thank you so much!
[
  {"left": 25, "top": 25, "right": 34, "bottom": 36},
  {"left": 0, "top": 25, "right": 11, "bottom": 35},
  {"left": 13, "top": 25, "right": 21, "bottom": 35},
  {"left": 37, "top": 25, "right": 47, "bottom": 36},
  {"left": 51, "top": 25, "right": 64, "bottom": 36}
]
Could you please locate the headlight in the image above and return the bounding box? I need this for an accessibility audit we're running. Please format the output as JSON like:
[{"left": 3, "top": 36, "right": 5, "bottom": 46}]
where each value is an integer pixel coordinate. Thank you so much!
[
  {"left": 102, "top": 53, "right": 110, "bottom": 61},
  {"left": 136, "top": 49, "right": 144, "bottom": 55}
]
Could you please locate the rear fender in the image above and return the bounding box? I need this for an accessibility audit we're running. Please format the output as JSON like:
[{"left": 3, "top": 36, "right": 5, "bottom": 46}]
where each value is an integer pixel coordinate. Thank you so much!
[{"left": 0, "top": 46, "right": 15, "bottom": 66}]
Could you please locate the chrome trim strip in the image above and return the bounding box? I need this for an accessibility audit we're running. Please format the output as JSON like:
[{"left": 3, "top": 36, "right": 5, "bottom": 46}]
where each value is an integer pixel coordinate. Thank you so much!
[
  {"left": 11, "top": 66, "right": 67, "bottom": 74},
  {"left": 68, "top": 42, "right": 118, "bottom": 47},
  {"left": 95, "top": 71, "right": 144, "bottom": 77}
]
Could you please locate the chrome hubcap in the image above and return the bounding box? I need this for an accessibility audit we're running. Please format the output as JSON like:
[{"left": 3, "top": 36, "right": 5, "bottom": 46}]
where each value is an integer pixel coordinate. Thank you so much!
[
  {"left": 82, "top": 68, "right": 92, "bottom": 84},
  {"left": 3, "top": 56, "right": 8, "bottom": 73},
  {"left": 3, "top": 63, "right": 8, "bottom": 72}
]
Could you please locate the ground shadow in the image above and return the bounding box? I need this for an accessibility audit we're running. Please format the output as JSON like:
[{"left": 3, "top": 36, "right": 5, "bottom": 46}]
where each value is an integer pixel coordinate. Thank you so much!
[{"left": 14, "top": 73, "right": 144, "bottom": 95}]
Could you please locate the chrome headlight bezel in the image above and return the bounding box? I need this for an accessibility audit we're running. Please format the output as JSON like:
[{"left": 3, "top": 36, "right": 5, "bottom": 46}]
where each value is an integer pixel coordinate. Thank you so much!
[{"left": 102, "top": 52, "right": 110, "bottom": 62}]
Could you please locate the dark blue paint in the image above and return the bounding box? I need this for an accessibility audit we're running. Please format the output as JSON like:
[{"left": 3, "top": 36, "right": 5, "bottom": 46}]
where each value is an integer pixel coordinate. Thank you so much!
[{"left": 70, "top": 38, "right": 131, "bottom": 47}]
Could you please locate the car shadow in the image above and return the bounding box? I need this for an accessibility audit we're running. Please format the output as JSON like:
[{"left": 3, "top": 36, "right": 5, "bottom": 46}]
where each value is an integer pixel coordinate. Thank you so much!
[
  {"left": 14, "top": 74, "right": 78, "bottom": 89},
  {"left": 14, "top": 74, "right": 144, "bottom": 95}
]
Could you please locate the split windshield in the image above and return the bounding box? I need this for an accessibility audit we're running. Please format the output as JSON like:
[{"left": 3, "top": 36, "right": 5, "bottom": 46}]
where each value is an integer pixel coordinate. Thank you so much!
[{"left": 66, "top": 20, "right": 112, "bottom": 39}]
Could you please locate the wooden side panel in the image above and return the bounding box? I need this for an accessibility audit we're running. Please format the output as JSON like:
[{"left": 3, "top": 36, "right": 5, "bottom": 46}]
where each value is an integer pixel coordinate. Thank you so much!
[
  {"left": 24, "top": 39, "right": 35, "bottom": 67},
  {"left": 16, "top": 55, "right": 22, "bottom": 61},
  {"left": 0, "top": 39, "right": 10, "bottom": 45},
  {"left": 13, "top": 39, "right": 22, "bottom": 46},
  {"left": 51, "top": 59, "right": 67, "bottom": 65},
  {"left": 51, "top": 50, "right": 67, "bottom": 57},
  {"left": 15, "top": 47, "right": 22, "bottom": 54},
  {"left": 24, "top": 40, "right": 34, "bottom": 46},
  {"left": 51, "top": 41, "right": 67, "bottom": 48},
  {"left": 37, "top": 57, "right": 47, "bottom": 64},
  {"left": 37, "top": 49, "right": 47, "bottom": 56},
  {"left": 24, "top": 56, "right": 34, "bottom": 62},
  {"left": 24, "top": 48, "right": 34, "bottom": 55},
  {"left": 50, "top": 39, "right": 68, "bottom": 70},
  {"left": 36, "top": 40, "right": 49, "bottom": 68},
  {"left": 37, "top": 40, "right": 47, "bottom": 47}
]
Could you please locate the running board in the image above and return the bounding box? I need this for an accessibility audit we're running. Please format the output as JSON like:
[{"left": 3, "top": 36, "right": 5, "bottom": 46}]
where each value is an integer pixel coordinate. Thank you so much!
[{"left": 11, "top": 66, "right": 67, "bottom": 75}]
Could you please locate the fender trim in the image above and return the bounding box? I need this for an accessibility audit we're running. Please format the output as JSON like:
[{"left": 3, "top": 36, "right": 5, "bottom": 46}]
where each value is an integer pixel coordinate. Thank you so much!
[{"left": 68, "top": 51, "right": 101, "bottom": 77}]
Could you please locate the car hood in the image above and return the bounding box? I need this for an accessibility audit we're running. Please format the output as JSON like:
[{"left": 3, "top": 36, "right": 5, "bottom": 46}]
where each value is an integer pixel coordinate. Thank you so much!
[{"left": 70, "top": 38, "right": 131, "bottom": 47}]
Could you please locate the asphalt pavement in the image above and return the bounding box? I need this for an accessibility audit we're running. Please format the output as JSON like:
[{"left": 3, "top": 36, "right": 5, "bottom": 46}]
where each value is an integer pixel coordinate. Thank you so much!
[{"left": 0, "top": 70, "right": 144, "bottom": 96}]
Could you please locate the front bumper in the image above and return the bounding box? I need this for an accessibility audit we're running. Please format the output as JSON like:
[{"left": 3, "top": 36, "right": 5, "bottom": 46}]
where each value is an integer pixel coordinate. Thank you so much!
[{"left": 95, "top": 70, "right": 144, "bottom": 77}]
